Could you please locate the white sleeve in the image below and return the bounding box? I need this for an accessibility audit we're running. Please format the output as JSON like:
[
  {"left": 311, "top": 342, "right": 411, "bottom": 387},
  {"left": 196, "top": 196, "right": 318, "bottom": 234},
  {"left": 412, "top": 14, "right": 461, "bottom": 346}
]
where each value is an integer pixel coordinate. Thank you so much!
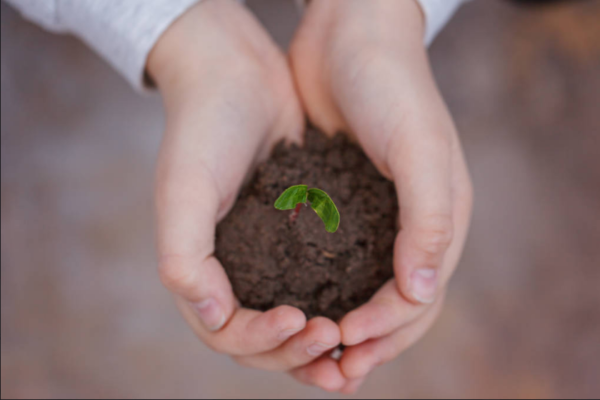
[
  {"left": 414, "top": 0, "right": 467, "bottom": 46},
  {"left": 5, "top": 0, "right": 199, "bottom": 91},
  {"left": 292, "top": 0, "right": 467, "bottom": 47}
]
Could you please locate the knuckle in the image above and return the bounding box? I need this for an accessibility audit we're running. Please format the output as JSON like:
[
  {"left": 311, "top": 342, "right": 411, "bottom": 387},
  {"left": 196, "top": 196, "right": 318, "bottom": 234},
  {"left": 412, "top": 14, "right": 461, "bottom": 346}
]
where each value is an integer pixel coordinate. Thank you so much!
[
  {"left": 204, "top": 338, "right": 230, "bottom": 355},
  {"left": 157, "top": 255, "right": 196, "bottom": 292},
  {"left": 320, "top": 376, "right": 344, "bottom": 392},
  {"left": 455, "top": 176, "right": 474, "bottom": 222},
  {"left": 270, "top": 305, "right": 305, "bottom": 331},
  {"left": 232, "top": 355, "right": 252, "bottom": 368},
  {"left": 462, "top": 178, "right": 475, "bottom": 208},
  {"left": 308, "top": 317, "right": 340, "bottom": 340},
  {"left": 281, "top": 355, "right": 301, "bottom": 372},
  {"left": 413, "top": 215, "right": 454, "bottom": 256}
]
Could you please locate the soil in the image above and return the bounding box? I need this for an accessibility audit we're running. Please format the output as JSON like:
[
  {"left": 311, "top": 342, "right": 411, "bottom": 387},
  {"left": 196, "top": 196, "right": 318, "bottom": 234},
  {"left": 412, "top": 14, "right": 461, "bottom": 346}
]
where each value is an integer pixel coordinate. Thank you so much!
[{"left": 215, "top": 128, "right": 398, "bottom": 321}]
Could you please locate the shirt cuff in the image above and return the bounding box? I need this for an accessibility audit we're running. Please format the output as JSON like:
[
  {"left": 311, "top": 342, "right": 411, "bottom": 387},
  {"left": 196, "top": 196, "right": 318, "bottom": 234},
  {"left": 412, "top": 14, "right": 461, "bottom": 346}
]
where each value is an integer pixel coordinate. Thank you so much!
[
  {"left": 57, "top": 0, "right": 199, "bottom": 92},
  {"left": 414, "top": 0, "right": 467, "bottom": 46}
]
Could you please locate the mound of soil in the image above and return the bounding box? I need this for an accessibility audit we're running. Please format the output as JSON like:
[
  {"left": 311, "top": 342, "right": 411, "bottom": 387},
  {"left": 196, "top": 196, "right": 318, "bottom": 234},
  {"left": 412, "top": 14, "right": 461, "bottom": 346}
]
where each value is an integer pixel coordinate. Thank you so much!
[{"left": 215, "top": 128, "right": 398, "bottom": 321}]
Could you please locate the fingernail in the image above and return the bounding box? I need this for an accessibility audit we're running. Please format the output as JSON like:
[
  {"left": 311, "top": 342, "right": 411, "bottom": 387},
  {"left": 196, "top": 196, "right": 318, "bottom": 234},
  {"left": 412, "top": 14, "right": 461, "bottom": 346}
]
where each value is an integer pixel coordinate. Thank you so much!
[
  {"left": 278, "top": 328, "right": 303, "bottom": 341},
  {"left": 410, "top": 269, "right": 438, "bottom": 304},
  {"left": 330, "top": 347, "right": 343, "bottom": 360},
  {"left": 307, "top": 342, "right": 336, "bottom": 357},
  {"left": 191, "top": 298, "right": 226, "bottom": 331}
]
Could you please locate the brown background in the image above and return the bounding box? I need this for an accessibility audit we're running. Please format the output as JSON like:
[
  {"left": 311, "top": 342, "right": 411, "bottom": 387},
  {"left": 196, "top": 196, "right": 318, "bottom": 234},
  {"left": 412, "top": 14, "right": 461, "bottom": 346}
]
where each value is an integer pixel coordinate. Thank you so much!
[{"left": 2, "top": 0, "right": 599, "bottom": 398}]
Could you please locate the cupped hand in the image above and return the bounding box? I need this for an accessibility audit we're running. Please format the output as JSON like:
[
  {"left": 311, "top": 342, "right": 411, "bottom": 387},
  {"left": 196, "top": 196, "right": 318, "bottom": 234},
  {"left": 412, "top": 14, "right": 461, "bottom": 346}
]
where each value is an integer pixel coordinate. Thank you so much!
[
  {"left": 290, "top": 0, "right": 473, "bottom": 393},
  {"left": 148, "top": 0, "right": 340, "bottom": 375}
]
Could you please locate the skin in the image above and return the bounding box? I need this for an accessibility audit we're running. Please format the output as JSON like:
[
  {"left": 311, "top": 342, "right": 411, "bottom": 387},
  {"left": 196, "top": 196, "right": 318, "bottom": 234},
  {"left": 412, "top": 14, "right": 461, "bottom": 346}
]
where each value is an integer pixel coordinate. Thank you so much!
[
  {"left": 148, "top": 0, "right": 473, "bottom": 394},
  {"left": 149, "top": 0, "right": 340, "bottom": 375},
  {"left": 289, "top": 1, "right": 473, "bottom": 392}
]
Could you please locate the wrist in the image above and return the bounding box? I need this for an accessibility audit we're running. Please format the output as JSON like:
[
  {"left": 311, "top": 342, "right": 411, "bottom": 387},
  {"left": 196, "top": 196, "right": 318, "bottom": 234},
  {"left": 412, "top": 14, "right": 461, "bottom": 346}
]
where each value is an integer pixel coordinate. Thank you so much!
[
  {"left": 310, "top": 0, "right": 425, "bottom": 50},
  {"left": 147, "top": 0, "right": 284, "bottom": 112},
  {"left": 147, "top": 1, "right": 260, "bottom": 97},
  {"left": 146, "top": 2, "right": 207, "bottom": 96}
]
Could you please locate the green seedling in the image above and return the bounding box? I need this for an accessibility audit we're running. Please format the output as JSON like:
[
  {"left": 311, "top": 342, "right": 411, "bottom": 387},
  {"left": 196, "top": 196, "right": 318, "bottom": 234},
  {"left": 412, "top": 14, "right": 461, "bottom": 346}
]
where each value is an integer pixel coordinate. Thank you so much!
[{"left": 274, "top": 185, "right": 340, "bottom": 233}]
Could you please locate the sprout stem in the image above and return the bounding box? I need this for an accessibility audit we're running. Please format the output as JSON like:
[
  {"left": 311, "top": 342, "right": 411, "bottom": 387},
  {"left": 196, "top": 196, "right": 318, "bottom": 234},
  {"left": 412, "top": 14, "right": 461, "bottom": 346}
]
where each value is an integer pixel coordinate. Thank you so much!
[{"left": 289, "top": 203, "right": 303, "bottom": 223}]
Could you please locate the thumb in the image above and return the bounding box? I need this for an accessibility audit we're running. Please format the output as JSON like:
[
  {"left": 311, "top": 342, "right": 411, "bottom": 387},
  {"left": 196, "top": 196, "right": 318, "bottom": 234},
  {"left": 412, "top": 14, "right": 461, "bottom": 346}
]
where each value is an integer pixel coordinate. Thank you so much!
[
  {"left": 156, "top": 162, "right": 237, "bottom": 331},
  {"left": 387, "top": 112, "right": 455, "bottom": 304}
]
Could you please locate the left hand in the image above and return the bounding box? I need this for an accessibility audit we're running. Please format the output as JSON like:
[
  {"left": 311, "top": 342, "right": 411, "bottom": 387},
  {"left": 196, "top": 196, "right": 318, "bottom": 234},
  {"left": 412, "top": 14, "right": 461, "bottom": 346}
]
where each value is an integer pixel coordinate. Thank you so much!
[
  {"left": 289, "top": 0, "right": 473, "bottom": 393},
  {"left": 149, "top": 0, "right": 340, "bottom": 379}
]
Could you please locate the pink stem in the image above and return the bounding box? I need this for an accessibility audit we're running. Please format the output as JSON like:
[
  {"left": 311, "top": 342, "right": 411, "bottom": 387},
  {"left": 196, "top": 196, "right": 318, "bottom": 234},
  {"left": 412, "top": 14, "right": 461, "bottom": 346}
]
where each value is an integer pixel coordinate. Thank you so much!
[{"left": 289, "top": 203, "right": 303, "bottom": 223}]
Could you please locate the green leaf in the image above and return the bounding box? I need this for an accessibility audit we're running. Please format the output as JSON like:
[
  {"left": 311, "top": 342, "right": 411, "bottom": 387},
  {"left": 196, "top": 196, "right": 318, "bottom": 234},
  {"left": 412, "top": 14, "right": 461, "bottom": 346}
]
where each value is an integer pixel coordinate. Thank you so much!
[
  {"left": 274, "top": 185, "right": 308, "bottom": 210},
  {"left": 307, "top": 188, "right": 340, "bottom": 233}
]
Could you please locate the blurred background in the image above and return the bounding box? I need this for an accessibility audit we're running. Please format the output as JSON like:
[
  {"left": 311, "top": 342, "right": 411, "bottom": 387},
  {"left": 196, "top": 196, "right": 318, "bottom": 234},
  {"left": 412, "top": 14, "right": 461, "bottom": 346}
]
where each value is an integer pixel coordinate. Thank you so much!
[{"left": 2, "top": 0, "right": 599, "bottom": 398}]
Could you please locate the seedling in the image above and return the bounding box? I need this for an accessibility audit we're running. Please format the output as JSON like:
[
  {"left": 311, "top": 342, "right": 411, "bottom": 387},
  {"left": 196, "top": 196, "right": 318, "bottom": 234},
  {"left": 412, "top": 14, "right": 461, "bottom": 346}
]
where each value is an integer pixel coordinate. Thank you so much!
[{"left": 274, "top": 185, "right": 340, "bottom": 233}]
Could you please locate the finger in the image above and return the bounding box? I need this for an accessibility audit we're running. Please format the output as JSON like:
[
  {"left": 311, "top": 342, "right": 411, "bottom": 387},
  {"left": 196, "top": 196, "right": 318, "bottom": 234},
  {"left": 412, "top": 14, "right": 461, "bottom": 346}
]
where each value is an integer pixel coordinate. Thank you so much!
[
  {"left": 290, "top": 356, "right": 348, "bottom": 392},
  {"left": 157, "top": 163, "right": 237, "bottom": 331},
  {"left": 234, "top": 317, "right": 341, "bottom": 371},
  {"left": 387, "top": 119, "right": 454, "bottom": 305},
  {"left": 439, "top": 137, "right": 473, "bottom": 286},
  {"left": 178, "top": 298, "right": 306, "bottom": 356},
  {"left": 340, "top": 377, "right": 366, "bottom": 395},
  {"left": 340, "top": 293, "right": 444, "bottom": 379},
  {"left": 339, "top": 279, "right": 429, "bottom": 346}
]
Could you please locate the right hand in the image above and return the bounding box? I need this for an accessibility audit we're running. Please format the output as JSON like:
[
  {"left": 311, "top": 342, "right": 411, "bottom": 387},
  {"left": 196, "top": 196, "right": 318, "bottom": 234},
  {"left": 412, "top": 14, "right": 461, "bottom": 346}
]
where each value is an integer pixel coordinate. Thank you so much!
[
  {"left": 148, "top": 0, "right": 341, "bottom": 375},
  {"left": 289, "top": 0, "right": 473, "bottom": 392}
]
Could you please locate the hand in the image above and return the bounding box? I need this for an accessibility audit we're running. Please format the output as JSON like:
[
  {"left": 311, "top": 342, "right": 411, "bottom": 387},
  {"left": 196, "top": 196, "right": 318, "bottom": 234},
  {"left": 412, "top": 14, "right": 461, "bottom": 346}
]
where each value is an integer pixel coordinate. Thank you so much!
[
  {"left": 289, "top": 0, "right": 473, "bottom": 393},
  {"left": 149, "top": 0, "right": 340, "bottom": 376}
]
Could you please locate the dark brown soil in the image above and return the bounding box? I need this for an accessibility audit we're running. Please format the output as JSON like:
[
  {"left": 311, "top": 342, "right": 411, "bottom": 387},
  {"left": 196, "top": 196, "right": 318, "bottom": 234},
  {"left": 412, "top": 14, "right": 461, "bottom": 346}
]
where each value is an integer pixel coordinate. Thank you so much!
[{"left": 215, "top": 128, "right": 398, "bottom": 321}]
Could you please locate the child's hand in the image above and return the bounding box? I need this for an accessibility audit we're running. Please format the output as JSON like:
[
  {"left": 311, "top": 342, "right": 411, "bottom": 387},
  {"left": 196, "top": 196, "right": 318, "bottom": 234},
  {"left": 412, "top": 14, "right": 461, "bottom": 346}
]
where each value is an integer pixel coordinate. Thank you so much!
[
  {"left": 289, "top": 0, "right": 473, "bottom": 392},
  {"left": 149, "top": 0, "right": 340, "bottom": 376}
]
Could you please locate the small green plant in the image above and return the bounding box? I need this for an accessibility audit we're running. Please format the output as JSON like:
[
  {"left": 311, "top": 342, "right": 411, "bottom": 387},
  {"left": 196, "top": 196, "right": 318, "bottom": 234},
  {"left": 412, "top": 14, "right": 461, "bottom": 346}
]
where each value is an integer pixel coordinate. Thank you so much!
[{"left": 274, "top": 185, "right": 340, "bottom": 233}]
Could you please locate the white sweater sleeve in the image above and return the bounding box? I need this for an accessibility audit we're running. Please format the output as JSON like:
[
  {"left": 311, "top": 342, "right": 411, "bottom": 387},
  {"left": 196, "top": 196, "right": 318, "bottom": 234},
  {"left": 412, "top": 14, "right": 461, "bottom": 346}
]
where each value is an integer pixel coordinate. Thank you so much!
[
  {"left": 5, "top": 0, "right": 199, "bottom": 91},
  {"left": 5, "top": 0, "right": 465, "bottom": 91},
  {"left": 415, "top": 0, "right": 467, "bottom": 46}
]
